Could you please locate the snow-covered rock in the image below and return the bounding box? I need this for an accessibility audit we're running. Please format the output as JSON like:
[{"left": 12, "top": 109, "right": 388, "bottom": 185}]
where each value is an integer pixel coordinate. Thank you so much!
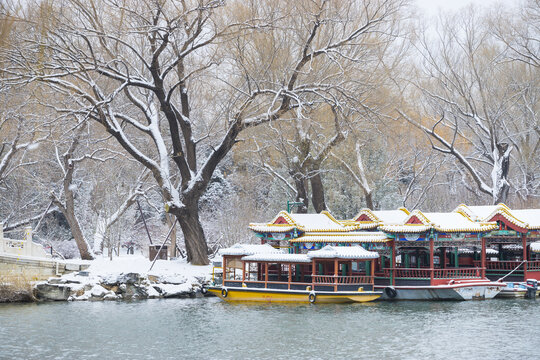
[
  {"left": 34, "top": 283, "right": 72, "bottom": 301},
  {"left": 90, "top": 285, "right": 110, "bottom": 298},
  {"left": 152, "top": 283, "right": 193, "bottom": 298},
  {"left": 33, "top": 254, "right": 213, "bottom": 302}
]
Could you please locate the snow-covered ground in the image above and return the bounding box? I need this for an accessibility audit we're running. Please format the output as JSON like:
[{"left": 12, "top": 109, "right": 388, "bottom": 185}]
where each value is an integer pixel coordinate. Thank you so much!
[
  {"left": 86, "top": 254, "right": 213, "bottom": 278},
  {"left": 33, "top": 254, "right": 216, "bottom": 302}
]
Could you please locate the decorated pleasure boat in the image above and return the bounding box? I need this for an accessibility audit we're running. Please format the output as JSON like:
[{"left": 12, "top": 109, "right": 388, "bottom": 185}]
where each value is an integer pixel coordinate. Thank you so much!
[
  {"left": 207, "top": 243, "right": 382, "bottom": 303},
  {"left": 249, "top": 208, "right": 509, "bottom": 300}
]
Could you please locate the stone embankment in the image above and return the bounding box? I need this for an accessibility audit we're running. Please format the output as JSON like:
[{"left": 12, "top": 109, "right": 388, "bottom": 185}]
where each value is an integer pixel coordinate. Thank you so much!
[{"left": 33, "top": 272, "right": 210, "bottom": 301}]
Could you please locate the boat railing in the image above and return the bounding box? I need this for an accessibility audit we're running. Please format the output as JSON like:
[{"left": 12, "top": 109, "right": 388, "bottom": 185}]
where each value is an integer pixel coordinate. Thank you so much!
[
  {"left": 527, "top": 261, "right": 540, "bottom": 271},
  {"left": 384, "top": 267, "right": 483, "bottom": 279},
  {"left": 473, "top": 260, "right": 525, "bottom": 270},
  {"left": 312, "top": 275, "right": 372, "bottom": 285},
  {"left": 433, "top": 268, "right": 482, "bottom": 279},
  {"left": 384, "top": 268, "right": 431, "bottom": 279}
]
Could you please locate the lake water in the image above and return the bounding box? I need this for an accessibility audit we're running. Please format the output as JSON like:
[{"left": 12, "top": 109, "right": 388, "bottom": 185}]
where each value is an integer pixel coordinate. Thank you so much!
[{"left": 1, "top": 298, "right": 539, "bottom": 359}]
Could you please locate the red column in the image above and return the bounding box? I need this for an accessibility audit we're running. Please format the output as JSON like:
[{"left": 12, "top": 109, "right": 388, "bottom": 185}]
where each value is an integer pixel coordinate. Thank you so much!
[
  {"left": 288, "top": 263, "right": 292, "bottom": 290},
  {"left": 370, "top": 260, "right": 375, "bottom": 284},
  {"left": 430, "top": 237, "right": 434, "bottom": 284},
  {"left": 481, "top": 236, "right": 486, "bottom": 279},
  {"left": 311, "top": 259, "right": 316, "bottom": 290},
  {"left": 334, "top": 258, "right": 338, "bottom": 292},
  {"left": 523, "top": 233, "right": 528, "bottom": 281},
  {"left": 223, "top": 257, "right": 227, "bottom": 282},
  {"left": 242, "top": 261, "right": 246, "bottom": 283},
  {"left": 391, "top": 239, "right": 396, "bottom": 286},
  {"left": 264, "top": 262, "right": 268, "bottom": 288}
]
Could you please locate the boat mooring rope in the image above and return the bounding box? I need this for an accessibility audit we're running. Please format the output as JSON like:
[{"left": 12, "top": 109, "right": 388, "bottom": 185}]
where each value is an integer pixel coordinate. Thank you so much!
[{"left": 497, "top": 261, "right": 525, "bottom": 282}]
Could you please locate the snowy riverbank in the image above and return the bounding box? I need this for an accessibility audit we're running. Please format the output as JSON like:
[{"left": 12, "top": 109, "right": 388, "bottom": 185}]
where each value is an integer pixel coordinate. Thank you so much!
[{"left": 33, "top": 255, "right": 215, "bottom": 302}]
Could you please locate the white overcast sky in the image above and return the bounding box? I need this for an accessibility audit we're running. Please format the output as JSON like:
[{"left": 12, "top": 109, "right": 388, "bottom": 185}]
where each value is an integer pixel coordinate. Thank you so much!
[{"left": 415, "top": 0, "right": 515, "bottom": 15}]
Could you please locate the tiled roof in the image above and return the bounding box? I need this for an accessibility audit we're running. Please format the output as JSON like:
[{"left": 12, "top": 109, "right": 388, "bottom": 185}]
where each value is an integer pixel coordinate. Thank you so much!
[
  {"left": 219, "top": 243, "right": 282, "bottom": 256},
  {"left": 241, "top": 253, "right": 311, "bottom": 263},
  {"left": 289, "top": 231, "right": 390, "bottom": 244},
  {"left": 307, "top": 245, "right": 379, "bottom": 260}
]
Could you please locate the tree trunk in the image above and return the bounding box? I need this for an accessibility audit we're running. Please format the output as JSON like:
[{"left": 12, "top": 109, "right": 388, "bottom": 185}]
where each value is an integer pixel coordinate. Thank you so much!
[
  {"left": 62, "top": 205, "right": 94, "bottom": 260},
  {"left": 93, "top": 214, "right": 106, "bottom": 255},
  {"left": 174, "top": 204, "right": 209, "bottom": 265},
  {"left": 53, "top": 147, "right": 94, "bottom": 260},
  {"left": 492, "top": 142, "right": 511, "bottom": 204},
  {"left": 364, "top": 190, "right": 374, "bottom": 210},
  {"left": 310, "top": 167, "right": 327, "bottom": 213},
  {"left": 165, "top": 212, "right": 177, "bottom": 258},
  {"left": 291, "top": 171, "right": 309, "bottom": 213}
]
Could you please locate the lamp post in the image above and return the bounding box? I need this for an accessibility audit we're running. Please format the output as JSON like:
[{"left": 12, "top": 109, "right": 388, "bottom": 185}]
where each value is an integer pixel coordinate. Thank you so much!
[{"left": 287, "top": 200, "right": 305, "bottom": 213}]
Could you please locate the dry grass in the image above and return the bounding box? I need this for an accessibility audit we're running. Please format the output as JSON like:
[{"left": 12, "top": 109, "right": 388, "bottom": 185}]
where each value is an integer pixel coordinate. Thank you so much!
[{"left": 0, "top": 272, "right": 36, "bottom": 303}]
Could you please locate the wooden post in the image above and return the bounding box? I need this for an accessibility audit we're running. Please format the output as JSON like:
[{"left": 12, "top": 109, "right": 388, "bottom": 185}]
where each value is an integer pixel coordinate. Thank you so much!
[
  {"left": 242, "top": 261, "right": 246, "bottom": 283},
  {"left": 223, "top": 257, "right": 227, "bottom": 283},
  {"left": 391, "top": 240, "right": 396, "bottom": 286},
  {"left": 288, "top": 263, "right": 292, "bottom": 290},
  {"left": 311, "top": 259, "right": 316, "bottom": 290},
  {"left": 370, "top": 260, "right": 375, "bottom": 284},
  {"left": 481, "top": 235, "right": 486, "bottom": 279},
  {"left": 264, "top": 262, "right": 268, "bottom": 289},
  {"left": 334, "top": 258, "right": 338, "bottom": 292},
  {"left": 430, "top": 236, "right": 434, "bottom": 284},
  {"left": 523, "top": 233, "right": 528, "bottom": 281}
]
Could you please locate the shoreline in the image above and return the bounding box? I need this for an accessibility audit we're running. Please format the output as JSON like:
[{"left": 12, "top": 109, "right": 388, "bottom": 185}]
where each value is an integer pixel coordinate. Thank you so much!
[{"left": 1, "top": 255, "right": 214, "bottom": 303}]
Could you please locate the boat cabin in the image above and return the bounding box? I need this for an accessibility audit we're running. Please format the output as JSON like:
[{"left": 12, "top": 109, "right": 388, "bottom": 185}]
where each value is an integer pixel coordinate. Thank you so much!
[{"left": 220, "top": 244, "right": 379, "bottom": 292}]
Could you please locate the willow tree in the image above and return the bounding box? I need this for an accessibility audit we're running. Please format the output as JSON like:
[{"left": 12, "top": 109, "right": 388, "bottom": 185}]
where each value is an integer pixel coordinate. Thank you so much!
[
  {"left": 402, "top": 7, "right": 539, "bottom": 205},
  {"left": 9, "top": 0, "right": 409, "bottom": 264}
]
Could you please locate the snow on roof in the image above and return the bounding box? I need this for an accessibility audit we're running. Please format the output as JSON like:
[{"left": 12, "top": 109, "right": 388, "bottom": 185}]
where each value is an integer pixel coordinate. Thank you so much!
[
  {"left": 307, "top": 245, "right": 379, "bottom": 260},
  {"left": 346, "top": 208, "right": 409, "bottom": 226},
  {"left": 455, "top": 204, "right": 530, "bottom": 231},
  {"left": 455, "top": 205, "right": 501, "bottom": 221},
  {"left": 421, "top": 212, "right": 497, "bottom": 232},
  {"left": 455, "top": 248, "right": 498, "bottom": 255},
  {"left": 248, "top": 224, "right": 295, "bottom": 233},
  {"left": 372, "top": 209, "right": 410, "bottom": 224},
  {"left": 510, "top": 209, "right": 540, "bottom": 229},
  {"left": 250, "top": 210, "right": 354, "bottom": 233},
  {"left": 241, "top": 253, "right": 311, "bottom": 263},
  {"left": 289, "top": 231, "right": 390, "bottom": 243},
  {"left": 287, "top": 211, "right": 351, "bottom": 232},
  {"left": 531, "top": 242, "right": 540, "bottom": 253},
  {"left": 502, "top": 244, "right": 523, "bottom": 251},
  {"left": 378, "top": 224, "right": 431, "bottom": 233},
  {"left": 219, "top": 243, "right": 282, "bottom": 256},
  {"left": 381, "top": 210, "right": 496, "bottom": 234},
  {"left": 338, "top": 220, "right": 380, "bottom": 230}
]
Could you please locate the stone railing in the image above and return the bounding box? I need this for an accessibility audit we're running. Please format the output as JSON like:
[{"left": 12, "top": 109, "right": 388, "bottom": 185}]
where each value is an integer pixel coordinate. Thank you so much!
[{"left": 0, "top": 223, "right": 50, "bottom": 258}]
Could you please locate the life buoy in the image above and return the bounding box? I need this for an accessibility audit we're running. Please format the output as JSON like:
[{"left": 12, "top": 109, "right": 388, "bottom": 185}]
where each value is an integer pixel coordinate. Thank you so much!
[
  {"left": 384, "top": 286, "right": 397, "bottom": 299},
  {"left": 201, "top": 285, "right": 208, "bottom": 295},
  {"left": 221, "top": 288, "right": 228, "bottom": 298},
  {"left": 308, "top": 293, "right": 316, "bottom": 304}
]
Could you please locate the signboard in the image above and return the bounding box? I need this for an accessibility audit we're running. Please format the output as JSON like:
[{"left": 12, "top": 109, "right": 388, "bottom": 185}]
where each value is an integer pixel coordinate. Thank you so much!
[
  {"left": 403, "top": 233, "right": 421, "bottom": 241},
  {"left": 485, "top": 230, "right": 518, "bottom": 237}
]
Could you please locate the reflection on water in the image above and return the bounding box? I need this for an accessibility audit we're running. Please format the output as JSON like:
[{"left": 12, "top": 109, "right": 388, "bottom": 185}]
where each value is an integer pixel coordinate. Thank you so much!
[{"left": 1, "top": 298, "right": 539, "bottom": 359}]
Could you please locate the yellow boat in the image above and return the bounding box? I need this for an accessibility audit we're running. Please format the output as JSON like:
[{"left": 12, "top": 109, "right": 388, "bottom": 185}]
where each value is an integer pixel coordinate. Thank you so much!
[{"left": 205, "top": 244, "right": 382, "bottom": 304}]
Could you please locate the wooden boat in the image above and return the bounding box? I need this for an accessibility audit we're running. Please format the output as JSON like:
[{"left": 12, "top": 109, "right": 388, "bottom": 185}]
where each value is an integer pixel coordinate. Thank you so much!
[
  {"left": 207, "top": 244, "right": 382, "bottom": 303},
  {"left": 249, "top": 209, "right": 507, "bottom": 300},
  {"left": 497, "top": 280, "right": 539, "bottom": 298}
]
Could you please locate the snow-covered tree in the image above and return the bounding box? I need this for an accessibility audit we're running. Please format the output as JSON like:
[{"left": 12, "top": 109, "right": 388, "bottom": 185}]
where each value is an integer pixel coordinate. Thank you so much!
[
  {"left": 7, "top": 0, "right": 409, "bottom": 264},
  {"left": 401, "top": 7, "right": 539, "bottom": 204}
]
